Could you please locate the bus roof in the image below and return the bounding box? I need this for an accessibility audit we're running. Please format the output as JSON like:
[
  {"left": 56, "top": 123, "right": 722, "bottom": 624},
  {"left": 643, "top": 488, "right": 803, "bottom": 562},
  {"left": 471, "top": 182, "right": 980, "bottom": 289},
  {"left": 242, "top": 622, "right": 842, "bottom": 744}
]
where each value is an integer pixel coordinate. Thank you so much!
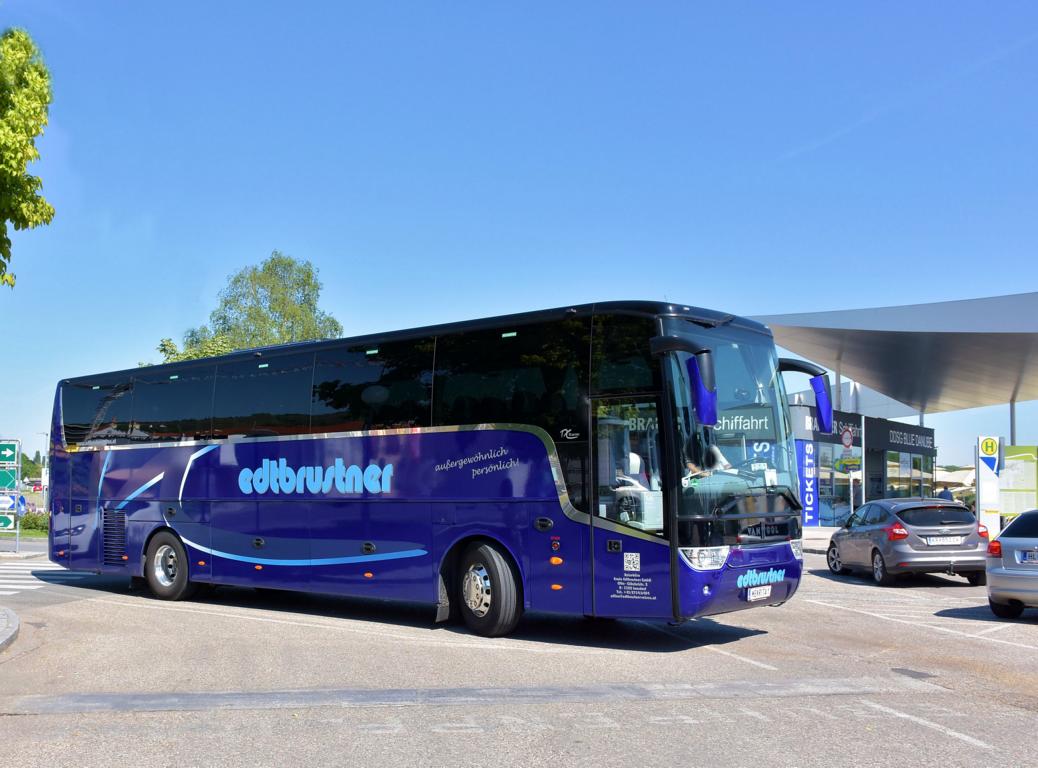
[{"left": 64, "top": 300, "right": 771, "bottom": 382}]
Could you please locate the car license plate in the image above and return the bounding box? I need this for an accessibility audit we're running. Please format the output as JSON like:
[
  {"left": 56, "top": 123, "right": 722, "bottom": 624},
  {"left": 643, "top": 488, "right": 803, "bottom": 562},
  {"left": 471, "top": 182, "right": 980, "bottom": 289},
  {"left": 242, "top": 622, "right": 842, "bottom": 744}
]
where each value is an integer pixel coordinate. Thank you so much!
[
  {"left": 1023, "top": 551, "right": 1038, "bottom": 563},
  {"left": 747, "top": 585, "right": 772, "bottom": 602},
  {"left": 927, "top": 536, "right": 963, "bottom": 546}
]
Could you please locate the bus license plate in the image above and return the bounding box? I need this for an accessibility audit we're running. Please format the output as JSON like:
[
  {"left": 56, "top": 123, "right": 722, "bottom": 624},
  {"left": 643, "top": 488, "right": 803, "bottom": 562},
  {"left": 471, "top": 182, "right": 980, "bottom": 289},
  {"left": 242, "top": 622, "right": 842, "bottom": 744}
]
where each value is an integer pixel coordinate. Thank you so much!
[
  {"left": 747, "top": 585, "right": 772, "bottom": 602},
  {"left": 928, "top": 536, "right": 963, "bottom": 546}
]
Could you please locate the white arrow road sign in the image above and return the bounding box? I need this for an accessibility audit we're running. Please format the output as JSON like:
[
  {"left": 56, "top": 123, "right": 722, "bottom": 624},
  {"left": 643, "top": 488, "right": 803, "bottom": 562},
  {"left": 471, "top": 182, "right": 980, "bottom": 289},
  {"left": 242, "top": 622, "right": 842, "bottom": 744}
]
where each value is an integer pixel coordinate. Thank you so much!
[
  {"left": 0, "top": 495, "right": 14, "bottom": 510},
  {"left": 0, "top": 448, "right": 13, "bottom": 459}
]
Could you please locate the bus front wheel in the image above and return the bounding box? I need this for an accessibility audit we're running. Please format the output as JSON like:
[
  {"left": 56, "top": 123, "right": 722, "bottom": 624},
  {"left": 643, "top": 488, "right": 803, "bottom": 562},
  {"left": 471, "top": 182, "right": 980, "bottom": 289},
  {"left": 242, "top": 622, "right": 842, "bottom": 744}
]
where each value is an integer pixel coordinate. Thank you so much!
[
  {"left": 145, "top": 531, "right": 198, "bottom": 601},
  {"left": 458, "top": 542, "right": 522, "bottom": 637}
]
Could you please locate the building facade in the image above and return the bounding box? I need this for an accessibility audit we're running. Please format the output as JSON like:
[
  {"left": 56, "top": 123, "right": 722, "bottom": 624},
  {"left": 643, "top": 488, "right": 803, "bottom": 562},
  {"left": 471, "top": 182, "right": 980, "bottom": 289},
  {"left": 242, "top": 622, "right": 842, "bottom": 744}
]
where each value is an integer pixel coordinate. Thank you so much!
[{"left": 791, "top": 405, "right": 936, "bottom": 527}]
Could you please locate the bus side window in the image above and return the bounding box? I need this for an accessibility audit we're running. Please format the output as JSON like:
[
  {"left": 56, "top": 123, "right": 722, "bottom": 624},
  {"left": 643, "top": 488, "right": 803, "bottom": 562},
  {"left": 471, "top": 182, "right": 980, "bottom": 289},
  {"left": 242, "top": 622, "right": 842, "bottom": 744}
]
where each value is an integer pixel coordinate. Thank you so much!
[
  {"left": 212, "top": 352, "right": 315, "bottom": 438},
  {"left": 61, "top": 376, "right": 135, "bottom": 448},
  {"left": 311, "top": 339, "right": 434, "bottom": 432},
  {"left": 591, "top": 315, "right": 660, "bottom": 395},
  {"left": 130, "top": 365, "right": 216, "bottom": 442},
  {"left": 433, "top": 317, "right": 590, "bottom": 510}
]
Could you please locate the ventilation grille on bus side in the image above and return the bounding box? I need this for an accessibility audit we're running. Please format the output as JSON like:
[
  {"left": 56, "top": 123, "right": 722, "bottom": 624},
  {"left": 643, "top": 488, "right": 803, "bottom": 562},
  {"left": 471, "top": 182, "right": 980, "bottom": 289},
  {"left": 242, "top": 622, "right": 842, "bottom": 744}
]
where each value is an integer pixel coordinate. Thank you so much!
[{"left": 102, "top": 508, "right": 127, "bottom": 566}]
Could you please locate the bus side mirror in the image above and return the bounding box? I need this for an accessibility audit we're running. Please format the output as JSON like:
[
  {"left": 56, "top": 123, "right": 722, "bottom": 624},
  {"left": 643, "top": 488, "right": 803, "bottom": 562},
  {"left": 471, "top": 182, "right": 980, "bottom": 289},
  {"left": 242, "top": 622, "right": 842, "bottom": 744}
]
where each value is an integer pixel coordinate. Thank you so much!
[
  {"left": 810, "top": 374, "right": 833, "bottom": 434},
  {"left": 650, "top": 335, "right": 718, "bottom": 428},
  {"left": 686, "top": 351, "right": 717, "bottom": 428},
  {"left": 777, "top": 357, "right": 833, "bottom": 434}
]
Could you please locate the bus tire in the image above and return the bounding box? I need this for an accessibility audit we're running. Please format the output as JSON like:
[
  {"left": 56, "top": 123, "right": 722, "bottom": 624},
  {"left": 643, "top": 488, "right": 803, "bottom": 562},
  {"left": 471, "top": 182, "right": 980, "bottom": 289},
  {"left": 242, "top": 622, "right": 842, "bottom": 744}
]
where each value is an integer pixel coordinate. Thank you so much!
[
  {"left": 144, "top": 531, "right": 198, "bottom": 601},
  {"left": 458, "top": 542, "right": 522, "bottom": 637}
]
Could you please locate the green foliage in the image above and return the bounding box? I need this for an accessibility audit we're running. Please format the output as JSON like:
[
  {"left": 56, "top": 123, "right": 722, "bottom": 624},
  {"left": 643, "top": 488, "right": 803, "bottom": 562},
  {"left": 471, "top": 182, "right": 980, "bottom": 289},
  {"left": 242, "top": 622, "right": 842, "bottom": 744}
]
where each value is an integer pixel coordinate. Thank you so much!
[
  {"left": 0, "top": 28, "right": 54, "bottom": 288},
  {"left": 20, "top": 454, "right": 39, "bottom": 479},
  {"left": 157, "top": 331, "right": 234, "bottom": 363},
  {"left": 159, "top": 251, "right": 342, "bottom": 363},
  {"left": 32, "top": 449, "right": 40, "bottom": 464},
  {"left": 19, "top": 510, "right": 48, "bottom": 531}
]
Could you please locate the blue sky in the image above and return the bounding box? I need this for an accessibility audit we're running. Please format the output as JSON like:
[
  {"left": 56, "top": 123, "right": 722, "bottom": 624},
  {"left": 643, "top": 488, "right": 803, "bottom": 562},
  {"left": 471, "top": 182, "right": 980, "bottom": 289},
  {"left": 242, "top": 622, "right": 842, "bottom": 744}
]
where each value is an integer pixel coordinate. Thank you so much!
[{"left": 2, "top": 1, "right": 1036, "bottom": 464}]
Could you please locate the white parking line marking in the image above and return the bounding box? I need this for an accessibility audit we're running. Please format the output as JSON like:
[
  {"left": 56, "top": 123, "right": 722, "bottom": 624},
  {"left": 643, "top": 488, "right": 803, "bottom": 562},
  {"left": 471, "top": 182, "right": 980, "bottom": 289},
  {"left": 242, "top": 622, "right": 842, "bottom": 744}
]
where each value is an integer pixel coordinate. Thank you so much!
[
  {"left": 703, "top": 646, "right": 779, "bottom": 672},
  {"left": 861, "top": 701, "right": 991, "bottom": 749},
  {"left": 636, "top": 621, "right": 780, "bottom": 671},
  {"left": 975, "top": 623, "right": 1013, "bottom": 635},
  {"left": 807, "top": 599, "right": 1038, "bottom": 650}
]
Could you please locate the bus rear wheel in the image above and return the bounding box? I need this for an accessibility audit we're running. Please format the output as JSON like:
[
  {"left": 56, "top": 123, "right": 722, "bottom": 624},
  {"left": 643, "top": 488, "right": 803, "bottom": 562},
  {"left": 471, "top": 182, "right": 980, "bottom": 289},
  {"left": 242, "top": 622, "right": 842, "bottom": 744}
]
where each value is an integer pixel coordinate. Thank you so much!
[
  {"left": 458, "top": 542, "right": 522, "bottom": 637},
  {"left": 145, "top": 531, "right": 197, "bottom": 601}
]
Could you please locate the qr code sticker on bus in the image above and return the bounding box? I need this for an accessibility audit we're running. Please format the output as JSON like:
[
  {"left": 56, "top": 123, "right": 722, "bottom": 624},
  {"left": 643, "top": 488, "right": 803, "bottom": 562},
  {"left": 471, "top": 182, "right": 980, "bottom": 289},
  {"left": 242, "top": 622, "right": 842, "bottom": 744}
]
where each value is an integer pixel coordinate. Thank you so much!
[{"left": 623, "top": 552, "right": 640, "bottom": 572}]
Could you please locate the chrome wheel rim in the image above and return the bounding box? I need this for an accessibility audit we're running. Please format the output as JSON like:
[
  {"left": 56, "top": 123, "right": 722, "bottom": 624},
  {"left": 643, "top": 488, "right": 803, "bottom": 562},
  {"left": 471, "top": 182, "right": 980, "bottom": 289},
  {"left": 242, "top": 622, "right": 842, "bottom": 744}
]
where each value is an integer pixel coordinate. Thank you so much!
[
  {"left": 462, "top": 563, "right": 492, "bottom": 617},
  {"left": 827, "top": 547, "right": 841, "bottom": 572},
  {"left": 873, "top": 554, "right": 884, "bottom": 582},
  {"left": 154, "top": 544, "right": 178, "bottom": 588}
]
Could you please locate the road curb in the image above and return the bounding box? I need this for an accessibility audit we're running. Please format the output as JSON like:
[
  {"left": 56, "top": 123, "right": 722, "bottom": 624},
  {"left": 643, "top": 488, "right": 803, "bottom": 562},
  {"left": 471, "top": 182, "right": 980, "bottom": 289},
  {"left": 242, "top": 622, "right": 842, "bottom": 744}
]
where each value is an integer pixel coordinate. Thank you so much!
[{"left": 0, "top": 606, "right": 19, "bottom": 653}]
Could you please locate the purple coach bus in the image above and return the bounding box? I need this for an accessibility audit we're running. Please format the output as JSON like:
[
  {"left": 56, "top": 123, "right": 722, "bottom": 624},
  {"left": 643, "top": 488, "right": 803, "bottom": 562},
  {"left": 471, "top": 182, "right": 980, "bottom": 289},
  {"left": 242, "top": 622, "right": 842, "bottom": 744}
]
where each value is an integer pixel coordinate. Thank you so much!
[{"left": 48, "top": 302, "right": 832, "bottom": 636}]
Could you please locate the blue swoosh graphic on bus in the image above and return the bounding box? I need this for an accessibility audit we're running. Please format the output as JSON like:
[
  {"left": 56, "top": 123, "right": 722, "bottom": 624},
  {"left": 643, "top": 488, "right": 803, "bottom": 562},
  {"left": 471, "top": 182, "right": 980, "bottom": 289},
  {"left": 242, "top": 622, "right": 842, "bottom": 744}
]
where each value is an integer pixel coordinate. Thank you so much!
[
  {"left": 98, "top": 451, "right": 112, "bottom": 499},
  {"left": 115, "top": 471, "right": 165, "bottom": 511},
  {"left": 178, "top": 535, "right": 427, "bottom": 567},
  {"left": 179, "top": 444, "right": 218, "bottom": 502}
]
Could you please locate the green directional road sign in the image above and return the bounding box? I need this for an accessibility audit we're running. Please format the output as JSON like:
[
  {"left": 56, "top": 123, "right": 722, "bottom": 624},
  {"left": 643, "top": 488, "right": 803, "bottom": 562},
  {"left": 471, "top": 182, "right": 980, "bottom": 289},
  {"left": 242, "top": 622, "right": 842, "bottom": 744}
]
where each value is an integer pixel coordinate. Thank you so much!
[
  {"left": 0, "top": 440, "right": 17, "bottom": 464},
  {"left": 0, "top": 513, "right": 14, "bottom": 530},
  {"left": 0, "top": 468, "right": 16, "bottom": 490}
]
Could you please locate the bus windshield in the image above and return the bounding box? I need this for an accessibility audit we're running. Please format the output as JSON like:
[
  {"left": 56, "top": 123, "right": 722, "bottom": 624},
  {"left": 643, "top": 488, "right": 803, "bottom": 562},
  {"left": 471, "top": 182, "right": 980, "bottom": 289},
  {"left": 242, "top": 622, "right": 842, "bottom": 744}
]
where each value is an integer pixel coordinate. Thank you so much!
[{"left": 663, "top": 319, "right": 799, "bottom": 534}]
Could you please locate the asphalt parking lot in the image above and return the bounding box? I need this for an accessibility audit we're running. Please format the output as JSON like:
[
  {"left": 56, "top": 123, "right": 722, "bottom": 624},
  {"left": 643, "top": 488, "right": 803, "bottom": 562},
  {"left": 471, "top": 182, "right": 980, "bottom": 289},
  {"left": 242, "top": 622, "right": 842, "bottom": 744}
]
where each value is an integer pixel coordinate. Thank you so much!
[{"left": 2, "top": 551, "right": 1036, "bottom": 767}]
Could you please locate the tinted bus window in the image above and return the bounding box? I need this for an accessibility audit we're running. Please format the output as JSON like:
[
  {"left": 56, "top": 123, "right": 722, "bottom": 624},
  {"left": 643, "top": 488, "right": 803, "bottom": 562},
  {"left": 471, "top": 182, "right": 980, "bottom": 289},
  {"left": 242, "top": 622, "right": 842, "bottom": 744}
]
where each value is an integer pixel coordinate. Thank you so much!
[
  {"left": 433, "top": 319, "right": 589, "bottom": 435},
  {"left": 433, "top": 318, "right": 591, "bottom": 510},
  {"left": 62, "top": 377, "right": 134, "bottom": 447},
  {"left": 311, "top": 339, "right": 433, "bottom": 432},
  {"left": 591, "top": 314, "right": 660, "bottom": 394},
  {"left": 213, "top": 352, "right": 314, "bottom": 438},
  {"left": 130, "top": 366, "right": 215, "bottom": 442}
]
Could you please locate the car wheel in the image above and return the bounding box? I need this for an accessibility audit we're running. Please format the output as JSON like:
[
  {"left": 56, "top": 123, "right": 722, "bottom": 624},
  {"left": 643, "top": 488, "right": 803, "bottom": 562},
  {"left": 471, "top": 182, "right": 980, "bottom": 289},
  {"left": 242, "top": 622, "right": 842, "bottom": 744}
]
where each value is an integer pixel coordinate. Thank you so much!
[
  {"left": 988, "top": 599, "right": 1024, "bottom": 619},
  {"left": 144, "top": 531, "right": 198, "bottom": 601},
  {"left": 871, "top": 550, "right": 896, "bottom": 587},
  {"left": 458, "top": 542, "right": 522, "bottom": 637},
  {"left": 966, "top": 571, "right": 987, "bottom": 587},
  {"left": 827, "top": 543, "right": 849, "bottom": 575}
]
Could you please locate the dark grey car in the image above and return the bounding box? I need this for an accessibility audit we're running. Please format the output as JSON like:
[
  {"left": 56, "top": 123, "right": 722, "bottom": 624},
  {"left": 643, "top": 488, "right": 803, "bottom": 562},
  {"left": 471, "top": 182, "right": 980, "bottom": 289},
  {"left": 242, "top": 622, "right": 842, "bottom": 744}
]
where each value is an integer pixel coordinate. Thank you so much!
[{"left": 827, "top": 498, "right": 988, "bottom": 586}]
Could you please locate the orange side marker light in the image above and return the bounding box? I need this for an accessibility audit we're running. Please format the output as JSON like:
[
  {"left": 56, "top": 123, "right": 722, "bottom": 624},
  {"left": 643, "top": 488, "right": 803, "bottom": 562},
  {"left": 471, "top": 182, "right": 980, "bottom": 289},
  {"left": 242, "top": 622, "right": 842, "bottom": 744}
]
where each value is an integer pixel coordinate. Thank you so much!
[
  {"left": 254, "top": 565, "right": 263, "bottom": 571},
  {"left": 551, "top": 584, "right": 564, "bottom": 591},
  {"left": 121, "top": 555, "right": 129, "bottom": 561},
  {"left": 549, "top": 556, "right": 563, "bottom": 566},
  {"left": 197, "top": 560, "right": 206, "bottom": 566},
  {"left": 363, "top": 572, "right": 374, "bottom": 579}
]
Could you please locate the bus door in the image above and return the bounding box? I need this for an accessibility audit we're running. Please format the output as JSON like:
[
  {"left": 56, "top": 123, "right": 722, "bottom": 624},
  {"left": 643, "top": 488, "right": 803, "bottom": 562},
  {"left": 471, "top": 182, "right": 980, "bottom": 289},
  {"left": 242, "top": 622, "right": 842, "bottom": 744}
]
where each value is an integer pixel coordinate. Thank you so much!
[
  {"left": 590, "top": 397, "right": 672, "bottom": 617},
  {"left": 49, "top": 453, "right": 72, "bottom": 566},
  {"left": 68, "top": 451, "right": 100, "bottom": 570}
]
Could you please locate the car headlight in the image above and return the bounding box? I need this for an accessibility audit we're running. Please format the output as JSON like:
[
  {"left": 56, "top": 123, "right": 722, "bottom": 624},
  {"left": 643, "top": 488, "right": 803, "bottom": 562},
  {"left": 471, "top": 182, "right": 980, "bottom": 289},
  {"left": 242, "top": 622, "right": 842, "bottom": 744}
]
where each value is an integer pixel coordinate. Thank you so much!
[{"left": 679, "top": 546, "right": 730, "bottom": 571}]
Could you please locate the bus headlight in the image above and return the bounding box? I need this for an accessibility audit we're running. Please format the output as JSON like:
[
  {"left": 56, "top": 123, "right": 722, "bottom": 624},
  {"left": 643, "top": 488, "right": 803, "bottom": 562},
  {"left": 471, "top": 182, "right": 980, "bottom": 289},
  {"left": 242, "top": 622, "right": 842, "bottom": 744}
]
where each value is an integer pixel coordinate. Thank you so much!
[
  {"left": 679, "top": 546, "right": 730, "bottom": 571},
  {"left": 789, "top": 539, "right": 803, "bottom": 560}
]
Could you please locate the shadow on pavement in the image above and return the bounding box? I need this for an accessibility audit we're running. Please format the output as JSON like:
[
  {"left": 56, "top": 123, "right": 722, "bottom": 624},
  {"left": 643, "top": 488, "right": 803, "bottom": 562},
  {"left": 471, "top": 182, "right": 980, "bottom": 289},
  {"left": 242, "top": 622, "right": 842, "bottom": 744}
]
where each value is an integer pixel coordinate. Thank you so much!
[
  {"left": 934, "top": 604, "right": 1038, "bottom": 625},
  {"left": 805, "top": 566, "right": 976, "bottom": 589},
  {"left": 55, "top": 574, "right": 767, "bottom": 653}
]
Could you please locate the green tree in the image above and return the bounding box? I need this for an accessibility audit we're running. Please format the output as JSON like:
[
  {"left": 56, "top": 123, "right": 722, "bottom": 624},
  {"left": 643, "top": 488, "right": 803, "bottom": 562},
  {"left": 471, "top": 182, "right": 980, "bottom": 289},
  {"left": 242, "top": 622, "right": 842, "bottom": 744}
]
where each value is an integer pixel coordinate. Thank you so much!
[
  {"left": 159, "top": 251, "right": 342, "bottom": 362},
  {"left": 0, "top": 28, "right": 54, "bottom": 288}
]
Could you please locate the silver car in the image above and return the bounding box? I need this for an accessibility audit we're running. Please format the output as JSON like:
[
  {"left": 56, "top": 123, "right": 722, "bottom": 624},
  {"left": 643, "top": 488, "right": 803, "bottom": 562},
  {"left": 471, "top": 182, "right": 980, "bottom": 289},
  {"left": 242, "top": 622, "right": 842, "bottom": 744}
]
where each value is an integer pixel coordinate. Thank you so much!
[
  {"left": 827, "top": 498, "right": 987, "bottom": 586},
  {"left": 987, "top": 509, "right": 1038, "bottom": 619}
]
